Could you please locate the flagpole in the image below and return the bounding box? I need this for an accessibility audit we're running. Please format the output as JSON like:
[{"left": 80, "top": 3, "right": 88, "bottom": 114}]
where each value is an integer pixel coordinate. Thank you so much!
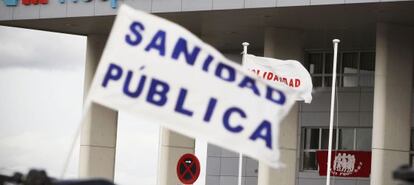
[
  {"left": 238, "top": 42, "right": 249, "bottom": 185},
  {"left": 326, "top": 39, "right": 340, "bottom": 185},
  {"left": 242, "top": 42, "right": 249, "bottom": 64}
]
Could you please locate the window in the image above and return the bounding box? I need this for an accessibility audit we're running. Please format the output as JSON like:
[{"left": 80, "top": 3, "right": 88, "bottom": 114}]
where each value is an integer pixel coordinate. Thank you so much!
[
  {"left": 300, "top": 127, "right": 372, "bottom": 171},
  {"left": 356, "top": 128, "right": 372, "bottom": 150},
  {"left": 338, "top": 128, "right": 354, "bottom": 150},
  {"left": 302, "top": 128, "right": 319, "bottom": 170},
  {"left": 305, "top": 51, "right": 375, "bottom": 87}
]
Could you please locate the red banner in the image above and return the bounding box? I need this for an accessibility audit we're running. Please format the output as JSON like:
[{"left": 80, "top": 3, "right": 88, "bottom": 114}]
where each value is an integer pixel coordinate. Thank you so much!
[
  {"left": 316, "top": 151, "right": 371, "bottom": 177},
  {"left": 22, "top": 0, "right": 48, "bottom": 5}
]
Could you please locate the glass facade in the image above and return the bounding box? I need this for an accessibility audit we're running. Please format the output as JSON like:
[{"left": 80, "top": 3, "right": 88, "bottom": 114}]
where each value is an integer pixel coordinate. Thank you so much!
[
  {"left": 305, "top": 51, "right": 375, "bottom": 87},
  {"left": 300, "top": 127, "right": 372, "bottom": 171}
]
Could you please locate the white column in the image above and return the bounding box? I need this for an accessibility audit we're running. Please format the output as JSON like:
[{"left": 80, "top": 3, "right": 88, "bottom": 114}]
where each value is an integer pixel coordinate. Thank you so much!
[
  {"left": 258, "top": 28, "right": 303, "bottom": 185},
  {"left": 371, "top": 23, "right": 414, "bottom": 185},
  {"left": 79, "top": 35, "right": 119, "bottom": 180},
  {"left": 157, "top": 129, "right": 195, "bottom": 185}
]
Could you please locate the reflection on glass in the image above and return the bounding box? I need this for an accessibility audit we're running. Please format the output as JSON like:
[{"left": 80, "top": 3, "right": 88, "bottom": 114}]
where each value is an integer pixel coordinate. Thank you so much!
[
  {"left": 323, "top": 77, "right": 340, "bottom": 87},
  {"left": 306, "top": 51, "right": 375, "bottom": 88},
  {"left": 303, "top": 152, "right": 318, "bottom": 170},
  {"left": 360, "top": 52, "right": 375, "bottom": 71},
  {"left": 325, "top": 53, "right": 334, "bottom": 74},
  {"left": 338, "top": 129, "right": 354, "bottom": 150},
  {"left": 312, "top": 76, "right": 323, "bottom": 87},
  {"left": 359, "top": 75, "right": 374, "bottom": 87},
  {"left": 357, "top": 128, "right": 372, "bottom": 150},
  {"left": 304, "top": 128, "right": 320, "bottom": 149},
  {"left": 342, "top": 52, "right": 358, "bottom": 74},
  {"left": 321, "top": 129, "right": 336, "bottom": 149},
  {"left": 307, "top": 53, "right": 323, "bottom": 74},
  {"left": 343, "top": 75, "right": 358, "bottom": 87}
]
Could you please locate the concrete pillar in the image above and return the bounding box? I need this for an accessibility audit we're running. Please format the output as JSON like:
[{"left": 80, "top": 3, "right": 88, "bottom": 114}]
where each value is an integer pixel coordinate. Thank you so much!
[
  {"left": 79, "top": 35, "right": 119, "bottom": 180},
  {"left": 371, "top": 23, "right": 414, "bottom": 185},
  {"left": 258, "top": 28, "right": 304, "bottom": 185},
  {"left": 157, "top": 129, "right": 195, "bottom": 185}
]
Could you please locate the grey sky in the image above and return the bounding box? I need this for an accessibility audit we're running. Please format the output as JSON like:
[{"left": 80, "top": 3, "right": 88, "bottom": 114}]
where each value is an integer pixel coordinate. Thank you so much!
[
  {"left": 0, "top": 25, "right": 159, "bottom": 185},
  {"left": 0, "top": 27, "right": 85, "bottom": 70}
]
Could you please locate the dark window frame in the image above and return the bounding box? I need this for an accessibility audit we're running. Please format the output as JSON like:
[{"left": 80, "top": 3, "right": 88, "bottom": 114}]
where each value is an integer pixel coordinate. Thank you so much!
[
  {"left": 304, "top": 50, "right": 375, "bottom": 88},
  {"left": 300, "top": 127, "right": 372, "bottom": 172}
]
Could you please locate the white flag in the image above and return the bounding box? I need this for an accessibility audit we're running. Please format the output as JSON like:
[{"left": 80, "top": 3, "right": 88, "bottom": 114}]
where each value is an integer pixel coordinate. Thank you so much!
[
  {"left": 86, "top": 5, "right": 301, "bottom": 168},
  {"left": 243, "top": 54, "right": 313, "bottom": 103}
]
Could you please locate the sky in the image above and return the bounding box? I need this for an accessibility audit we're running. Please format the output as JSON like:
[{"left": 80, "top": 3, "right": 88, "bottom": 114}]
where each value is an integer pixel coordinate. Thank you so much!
[{"left": 0, "top": 25, "right": 160, "bottom": 185}]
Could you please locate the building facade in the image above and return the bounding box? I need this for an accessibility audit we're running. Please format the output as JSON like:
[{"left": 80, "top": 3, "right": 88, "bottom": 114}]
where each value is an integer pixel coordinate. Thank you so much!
[{"left": 1, "top": 0, "right": 414, "bottom": 185}]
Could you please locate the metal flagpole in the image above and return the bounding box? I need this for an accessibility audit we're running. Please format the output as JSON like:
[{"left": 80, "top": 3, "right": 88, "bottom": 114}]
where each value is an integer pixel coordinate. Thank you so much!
[
  {"left": 238, "top": 42, "right": 249, "bottom": 185},
  {"left": 242, "top": 42, "right": 249, "bottom": 65},
  {"left": 326, "top": 39, "right": 340, "bottom": 185}
]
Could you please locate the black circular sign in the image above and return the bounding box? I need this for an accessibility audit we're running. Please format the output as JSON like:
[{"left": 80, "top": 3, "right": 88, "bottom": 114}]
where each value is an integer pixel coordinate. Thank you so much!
[{"left": 176, "top": 153, "right": 200, "bottom": 184}]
